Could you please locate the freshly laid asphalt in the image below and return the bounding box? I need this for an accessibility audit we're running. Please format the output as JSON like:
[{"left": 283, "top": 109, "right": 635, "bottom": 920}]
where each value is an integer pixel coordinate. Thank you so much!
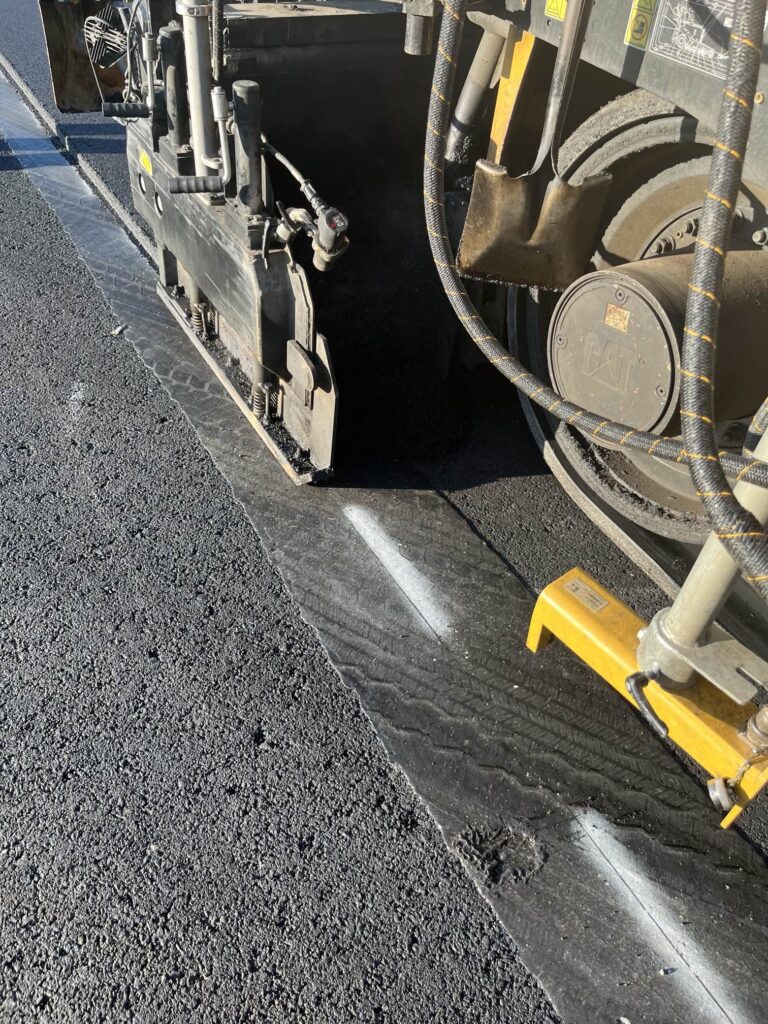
[
  {"left": 2, "top": 5, "right": 768, "bottom": 1022},
  {"left": 0, "top": 9, "right": 613, "bottom": 1021},
  {"left": 0, "top": 140, "right": 559, "bottom": 1022}
]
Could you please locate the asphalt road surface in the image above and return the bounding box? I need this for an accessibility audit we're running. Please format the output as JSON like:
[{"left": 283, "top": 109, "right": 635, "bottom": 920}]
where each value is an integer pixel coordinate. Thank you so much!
[
  {"left": 1, "top": 6, "right": 767, "bottom": 1024},
  {"left": 0, "top": 127, "right": 560, "bottom": 1022}
]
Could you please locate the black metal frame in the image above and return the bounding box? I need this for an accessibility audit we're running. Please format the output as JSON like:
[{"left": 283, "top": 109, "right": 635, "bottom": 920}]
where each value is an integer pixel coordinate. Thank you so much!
[{"left": 509, "top": 0, "right": 768, "bottom": 188}]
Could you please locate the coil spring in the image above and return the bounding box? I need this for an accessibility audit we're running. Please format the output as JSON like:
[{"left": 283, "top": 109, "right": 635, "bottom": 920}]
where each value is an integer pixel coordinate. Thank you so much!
[
  {"left": 191, "top": 304, "right": 206, "bottom": 337},
  {"left": 251, "top": 384, "right": 266, "bottom": 418}
]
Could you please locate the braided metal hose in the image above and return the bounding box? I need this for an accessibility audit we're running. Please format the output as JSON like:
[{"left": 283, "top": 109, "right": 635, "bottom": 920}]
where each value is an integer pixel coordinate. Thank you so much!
[
  {"left": 680, "top": 2, "right": 768, "bottom": 593},
  {"left": 212, "top": 0, "right": 224, "bottom": 84},
  {"left": 423, "top": 0, "right": 768, "bottom": 550}
]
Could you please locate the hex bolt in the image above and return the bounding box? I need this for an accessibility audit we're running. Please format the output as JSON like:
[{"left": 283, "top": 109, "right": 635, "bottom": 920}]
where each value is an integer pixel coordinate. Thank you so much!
[
  {"left": 685, "top": 219, "right": 699, "bottom": 236},
  {"left": 752, "top": 227, "right": 768, "bottom": 247},
  {"left": 707, "top": 777, "right": 734, "bottom": 814}
]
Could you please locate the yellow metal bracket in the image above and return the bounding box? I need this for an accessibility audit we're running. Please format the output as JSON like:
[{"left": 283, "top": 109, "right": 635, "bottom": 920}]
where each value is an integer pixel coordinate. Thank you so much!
[
  {"left": 488, "top": 30, "right": 538, "bottom": 164},
  {"left": 527, "top": 568, "right": 768, "bottom": 828}
]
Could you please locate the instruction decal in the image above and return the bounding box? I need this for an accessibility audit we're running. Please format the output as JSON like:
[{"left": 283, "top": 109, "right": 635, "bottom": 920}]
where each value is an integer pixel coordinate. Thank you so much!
[
  {"left": 625, "top": 0, "right": 658, "bottom": 50},
  {"left": 649, "top": 0, "right": 734, "bottom": 80},
  {"left": 564, "top": 578, "right": 609, "bottom": 614},
  {"left": 545, "top": 0, "right": 568, "bottom": 21}
]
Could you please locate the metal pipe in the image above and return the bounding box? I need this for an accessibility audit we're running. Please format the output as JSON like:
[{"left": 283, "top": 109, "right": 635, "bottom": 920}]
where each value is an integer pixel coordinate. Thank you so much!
[
  {"left": 140, "top": 32, "right": 158, "bottom": 112},
  {"left": 176, "top": 1, "right": 217, "bottom": 176},
  {"left": 639, "top": 427, "right": 768, "bottom": 687},
  {"left": 215, "top": 121, "right": 232, "bottom": 186},
  {"left": 159, "top": 24, "right": 189, "bottom": 149},
  {"left": 233, "top": 80, "right": 262, "bottom": 212},
  {"left": 445, "top": 29, "right": 506, "bottom": 161},
  {"left": 404, "top": 14, "right": 435, "bottom": 56},
  {"left": 211, "top": 86, "right": 232, "bottom": 186}
]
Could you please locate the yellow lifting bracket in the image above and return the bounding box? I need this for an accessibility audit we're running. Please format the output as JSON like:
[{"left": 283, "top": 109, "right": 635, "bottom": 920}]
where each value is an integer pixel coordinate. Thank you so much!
[
  {"left": 527, "top": 567, "right": 768, "bottom": 828},
  {"left": 488, "top": 30, "right": 538, "bottom": 164}
]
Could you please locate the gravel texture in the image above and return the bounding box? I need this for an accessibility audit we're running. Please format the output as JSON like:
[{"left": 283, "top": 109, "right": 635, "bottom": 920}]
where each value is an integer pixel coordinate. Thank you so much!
[{"left": 0, "top": 147, "right": 558, "bottom": 1023}]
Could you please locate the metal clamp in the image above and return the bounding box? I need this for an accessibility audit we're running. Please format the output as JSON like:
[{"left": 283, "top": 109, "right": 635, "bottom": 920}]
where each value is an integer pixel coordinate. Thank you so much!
[
  {"left": 175, "top": 2, "right": 211, "bottom": 16},
  {"left": 638, "top": 609, "right": 766, "bottom": 705}
]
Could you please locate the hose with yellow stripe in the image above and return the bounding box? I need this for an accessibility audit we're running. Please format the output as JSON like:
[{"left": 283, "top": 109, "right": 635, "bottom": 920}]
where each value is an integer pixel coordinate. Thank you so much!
[
  {"left": 680, "top": 2, "right": 768, "bottom": 592},
  {"left": 423, "top": 0, "right": 768, "bottom": 595}
]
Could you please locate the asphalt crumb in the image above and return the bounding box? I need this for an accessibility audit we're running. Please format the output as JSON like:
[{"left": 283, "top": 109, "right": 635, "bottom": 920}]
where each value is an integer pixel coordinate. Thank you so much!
[{"left": 454, "top": 823, "right": 547, "bottom": 889}]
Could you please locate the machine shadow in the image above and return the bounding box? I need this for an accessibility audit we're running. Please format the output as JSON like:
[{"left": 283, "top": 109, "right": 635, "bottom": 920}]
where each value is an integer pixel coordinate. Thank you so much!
[
  {"left": 58, "top": 120, "right": 126, "bottom": 157},
  {"left": 0, "top": 140, "right": 63, "bottom": 171},
  {"left": 332, "top": 361, "right": 551, "bottom": 494}
]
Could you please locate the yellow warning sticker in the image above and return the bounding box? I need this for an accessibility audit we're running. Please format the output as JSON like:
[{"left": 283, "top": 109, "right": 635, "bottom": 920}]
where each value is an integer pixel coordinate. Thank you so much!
[
  {"left": 604, "top": 303, "right": 631, "bottom": 333},
  {"left": 625, "top": 0, "right": 657, "bottom": 50},
  {"left": 139, "top": 150, "right": 153, "bottom": 177},
  {"left": 545, "top": 0, "right": 568, "bottom": 20}
]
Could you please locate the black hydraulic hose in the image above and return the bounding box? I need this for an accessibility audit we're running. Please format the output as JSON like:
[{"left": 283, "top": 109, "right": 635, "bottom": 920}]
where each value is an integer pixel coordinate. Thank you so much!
[
  {"left": 212, "top": 0, "right": 224, "bottom": 84},
  {"left": 125, "top": 0, "right": 151, "bottom": 101},
  {"left": 261, "top": 136, "right": 326, "bottom": 211},
  {"left": 423, "top": 0, "right": 768, "bottom": 509},
  {"left": 680, "top": 0, "right": 768, "bottom": 595},
  {"left": 261, "top": 138, "right": 305, "bottom": 188}
]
